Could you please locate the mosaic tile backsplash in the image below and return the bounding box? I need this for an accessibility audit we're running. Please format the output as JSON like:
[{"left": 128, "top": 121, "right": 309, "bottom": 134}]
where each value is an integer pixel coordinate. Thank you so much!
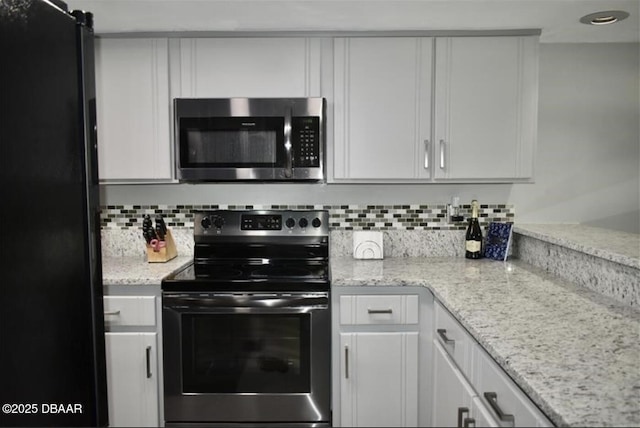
[{"left": 100, "top": 203, "right": 515, "bottom": 231}]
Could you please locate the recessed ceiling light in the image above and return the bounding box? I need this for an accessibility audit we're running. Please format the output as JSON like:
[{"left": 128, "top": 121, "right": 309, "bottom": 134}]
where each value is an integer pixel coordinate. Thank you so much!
[{"left": 580, "top": 10, "right": 630, "bottom": 25}]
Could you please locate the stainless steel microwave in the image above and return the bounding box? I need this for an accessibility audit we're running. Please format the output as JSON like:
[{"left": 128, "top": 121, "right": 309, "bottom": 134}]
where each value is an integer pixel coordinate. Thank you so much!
[{"left": 174, "top": 97, "right": 326, "bottom": 182}]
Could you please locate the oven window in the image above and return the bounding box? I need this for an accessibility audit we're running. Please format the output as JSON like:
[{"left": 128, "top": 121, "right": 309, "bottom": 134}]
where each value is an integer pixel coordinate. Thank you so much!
[{"left": 181, "top": 314, "right": 311, "bottom": 393}]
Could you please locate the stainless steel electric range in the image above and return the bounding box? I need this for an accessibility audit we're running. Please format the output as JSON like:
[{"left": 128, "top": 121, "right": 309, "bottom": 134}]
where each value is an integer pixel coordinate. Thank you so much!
[{"left": 162, "top": 210, "right": 331, "bottom": 427}]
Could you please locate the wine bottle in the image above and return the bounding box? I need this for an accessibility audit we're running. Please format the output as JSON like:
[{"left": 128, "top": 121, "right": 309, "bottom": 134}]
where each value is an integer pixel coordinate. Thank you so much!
[{"left": 465, "top": 200, "right": 483, "bottom": 259}]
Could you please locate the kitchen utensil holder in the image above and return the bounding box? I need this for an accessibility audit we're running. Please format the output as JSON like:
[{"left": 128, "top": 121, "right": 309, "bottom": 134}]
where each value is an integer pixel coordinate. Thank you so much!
[{"left": 146, "top": 229, "right": 178, "bottom": 263}]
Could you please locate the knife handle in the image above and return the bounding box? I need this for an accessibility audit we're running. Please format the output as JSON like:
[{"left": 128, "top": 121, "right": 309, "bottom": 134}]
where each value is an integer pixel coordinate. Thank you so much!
[
  {"left": 155, "top": 216, "right": 167, "bottom": 240},
  {"left": 156, "top": 216, "right": 167, "bottom": 234},
  {"left": 143, "top": 215, "right": 156, "bottom": 243},
  {"left": 155, "top": 224, "right": 165, "bottom": 240}
]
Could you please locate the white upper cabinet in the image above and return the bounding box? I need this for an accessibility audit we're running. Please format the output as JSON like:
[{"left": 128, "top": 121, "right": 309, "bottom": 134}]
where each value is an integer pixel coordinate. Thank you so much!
[
  {"left": 173, "top": 38, "right": 322, "bottom": 98},
  {"left": 433, "top": 36, "right": 538, "bottom": 181},
  {"left": 332, "top": 35, "right": 539, "bottom": 183},
  {"left": 93, "top": 34, "right": 538, "bottom": 183},
  {"left": 333, "top": 37, "right": 433, "bottom": 180},
  {"left": 95, "top": 38, "right": 172, "bottom": 181}
]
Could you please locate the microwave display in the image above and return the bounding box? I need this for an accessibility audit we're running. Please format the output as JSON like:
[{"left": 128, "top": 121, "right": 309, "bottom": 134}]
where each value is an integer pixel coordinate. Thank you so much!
[{"left": 174, "top": 97, "right": 326, "bottom": 182}]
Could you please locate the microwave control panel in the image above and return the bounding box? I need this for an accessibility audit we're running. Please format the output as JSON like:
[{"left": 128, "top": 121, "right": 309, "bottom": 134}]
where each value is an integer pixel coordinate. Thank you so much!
[{"left": 292, "top": 117, "right": 320, "bottom": 167}]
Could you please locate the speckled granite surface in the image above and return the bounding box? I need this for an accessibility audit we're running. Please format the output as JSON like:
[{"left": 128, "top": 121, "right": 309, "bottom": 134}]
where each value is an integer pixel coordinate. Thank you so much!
[
  {"left": 513, "top": 224, "right": 640, "bottom": 307},
  {"left": 330, "top": 229, "right": 467, "bottom": 258},
  {"left": 331, "top": 257, "right": 640, "bottom": 428},
  {"left": 101, "top": 224, "right": 640, "bottom": 427},
  {"left": 101, "top": 228, "right": 194, "bottom": 258},
  {"left": 514, "top": 224, "right": 640, "bottom": 269},
  {"left": 102, "top": 256, "right": 192, "bottom": 286}
]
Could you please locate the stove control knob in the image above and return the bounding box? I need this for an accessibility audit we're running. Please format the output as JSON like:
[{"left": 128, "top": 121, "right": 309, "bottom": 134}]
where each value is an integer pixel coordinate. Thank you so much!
[
  {"left": 285, "top": 217, "right": 296, "bottom": 229},
  {"left": 298, "top": 218, "right": 308, "bottom": 228},
  {"left": 212, "top": 216, "right": 225, "bottom": 229},
  {"left": 200, "top": 216, "right": 212, "bottom": 229},
  {"left": 312, "top": 217, "right": 322, "bottom": 228}
]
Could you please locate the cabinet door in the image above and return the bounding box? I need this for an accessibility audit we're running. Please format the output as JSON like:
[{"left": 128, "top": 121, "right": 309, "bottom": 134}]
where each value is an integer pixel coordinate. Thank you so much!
[
  {"left": 94, "top": 38, "right": 171, "bottom": 181},
  {"left": 340, "top": 332, "right": 419, "bottom": 427},
  {"left": 333, "top": 37, "right": 432, "bottom": 180},
  {"left": 175, "top": 38, "right": 321, "bottom": 97},
  {"left": 473, "top": 344, "right": 553, "bottom": 427},
  {"left": 105, "top": 332, "right": 159, "bottom": 427},
  {"left": 434, "top": 36, "right": 538, "bottom": 181},
  {"left": 432, "top": 340, "right": 476, "bottom": 427}
]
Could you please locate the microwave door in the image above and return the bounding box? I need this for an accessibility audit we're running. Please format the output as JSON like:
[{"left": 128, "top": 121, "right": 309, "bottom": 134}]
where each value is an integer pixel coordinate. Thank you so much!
[{"left": 179, "top": 117, "right": 286, "bottom": 180}]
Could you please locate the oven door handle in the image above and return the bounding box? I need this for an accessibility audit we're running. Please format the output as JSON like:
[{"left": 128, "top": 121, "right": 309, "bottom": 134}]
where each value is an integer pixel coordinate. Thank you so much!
[{"left": 164, "top": 294, "right": 329, "bottom": 311}]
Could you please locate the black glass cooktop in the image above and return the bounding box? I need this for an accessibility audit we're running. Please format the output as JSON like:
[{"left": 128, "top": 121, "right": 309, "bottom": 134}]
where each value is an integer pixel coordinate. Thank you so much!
[{"left": 162, "top": 261, "right": 330, "bottom": 292}]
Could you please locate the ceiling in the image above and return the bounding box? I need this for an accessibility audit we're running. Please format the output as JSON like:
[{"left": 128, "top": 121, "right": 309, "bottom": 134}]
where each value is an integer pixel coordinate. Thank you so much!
[{"left": 66, "top": 0, "right": 640, "bottom": 43}]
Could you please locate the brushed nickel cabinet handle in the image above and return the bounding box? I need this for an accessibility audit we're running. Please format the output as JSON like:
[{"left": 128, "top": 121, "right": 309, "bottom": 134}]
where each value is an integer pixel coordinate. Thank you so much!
[
  {"left": 484, "top": 392, "right": 515, "bottom": 424},
  {"left": 146, "top": 346, "right": 152, "bottom": 378},
  {"left": 344, "top": 345, "right": 349, "bottom": 379},
  {"left": 104, "top": 310, "right": 120, "bottom": 316},
  {"left": 439, "top": 139, "right": 446, "bottom": 169},
  {"left": 424, "top": 139, "right": 430, "bottom": 169},
  {"left": 437, "top": 328, "right": 455, "bottom": 345},
  {"left": 457, "top": 407, "right": 469, "bottom": 428},
  {"left": 367, "top": 308, "right": 393, "bottom": 314}
]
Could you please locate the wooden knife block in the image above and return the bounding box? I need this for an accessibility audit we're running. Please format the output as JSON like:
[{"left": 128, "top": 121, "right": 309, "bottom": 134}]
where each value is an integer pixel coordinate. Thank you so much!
[{"left": 146, "top": 229, "right": 178, "bottom": 263}]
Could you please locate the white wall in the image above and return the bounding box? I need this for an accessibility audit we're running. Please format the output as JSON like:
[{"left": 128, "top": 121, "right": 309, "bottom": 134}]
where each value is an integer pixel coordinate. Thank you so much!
[
  {"left": 100, "top": 42, "right": 640, "bottom": 233},
  {"left": 510, "top": 43, "right": 639, "bottom": 232}
]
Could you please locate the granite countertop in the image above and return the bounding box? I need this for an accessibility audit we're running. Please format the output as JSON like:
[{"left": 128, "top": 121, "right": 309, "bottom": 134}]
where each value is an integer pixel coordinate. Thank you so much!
[
  {"left": 101, "top": 253, "right": 639, "bottom": 426},
  {"left": 331, "top": 257, "right": 640, "bottom": 428},
  {"left": 514, "top": 224, "right": 640, "bottom": 269},
  {"left": 102, "top": 256, "right": 192, "bottom": 286}
]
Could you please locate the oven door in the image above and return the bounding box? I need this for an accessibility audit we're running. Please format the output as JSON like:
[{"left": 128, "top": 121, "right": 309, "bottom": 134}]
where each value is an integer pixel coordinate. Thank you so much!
[{"left": 162, "top": 292, "right": 331, "bottom": 426}]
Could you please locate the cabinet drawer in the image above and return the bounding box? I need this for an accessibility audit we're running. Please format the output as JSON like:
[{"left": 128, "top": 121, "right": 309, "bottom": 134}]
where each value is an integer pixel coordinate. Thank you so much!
[
  {"left": 340, "top": 294, "right": 419, "bottom": 325},
  {"left": 473, "top": 346, "right": 553, "bottom": 427},
  {"left": 103, "top": 296, "right": 156, "bottom": 327},
  {"left": 434, "top": 301, "right": 473, "bottom": 376}
]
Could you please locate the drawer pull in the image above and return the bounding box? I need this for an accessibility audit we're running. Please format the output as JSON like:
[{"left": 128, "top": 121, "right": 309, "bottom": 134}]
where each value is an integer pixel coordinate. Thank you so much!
[
  {"left": 437, "top": 328, "right": 455, "bottom": 345},
  {"left": 463, "top": 417, "right": 476, "bottom": 428},
  {"left": 484, "top": 392, "right": 515, "bottom": 424},
  {"left": 104, "top": 310, "right": 121, "bottom": 316},
  {"left": 367, "top": 308, "right": 393, "bottom": 314},
  {"left": 457, "top": 407, "right": 469, "bottom": 428},
  {"left": 146, "top": 346, "right": 152, "bottom": 378}
]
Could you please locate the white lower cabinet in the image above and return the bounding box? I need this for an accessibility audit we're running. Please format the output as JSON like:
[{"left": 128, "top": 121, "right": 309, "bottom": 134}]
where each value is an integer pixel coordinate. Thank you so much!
[
  {"left": 335, "top": 291, "right": 423, "bottom": 427},
  {"left": 105, "top": 332, "right": 159, "bottom": 427},
  {"left": 432, "top": 340, "right": 492, "bottom": 427},
  {"left": 103, "top": 294, "right": 161, "bottom": 427},
  {"left": 340, "top": 332, "right": 419, "bottom": 427},
  {"left": 473, "top": 344, "right": 553, "bottom": 428},
  {"left": 433, "top": 300, "right": 553, "bottom": 428}
]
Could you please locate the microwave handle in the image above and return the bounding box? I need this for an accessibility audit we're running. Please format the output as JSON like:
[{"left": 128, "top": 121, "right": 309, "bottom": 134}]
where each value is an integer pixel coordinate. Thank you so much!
[{"left": 284, "top": 107, "right": 293, "bottom": 178}]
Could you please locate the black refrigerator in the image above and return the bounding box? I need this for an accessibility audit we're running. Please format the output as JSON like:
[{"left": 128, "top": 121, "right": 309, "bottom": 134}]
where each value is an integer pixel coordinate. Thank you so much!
[{"left": 0, "top": 0, "right": 108, "bottom": 426}]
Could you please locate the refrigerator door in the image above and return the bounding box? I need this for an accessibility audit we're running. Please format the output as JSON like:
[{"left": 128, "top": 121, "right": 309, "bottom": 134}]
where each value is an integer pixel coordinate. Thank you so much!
[{"left": 0, "top": 1, "right": 108, "bottom": 427}]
